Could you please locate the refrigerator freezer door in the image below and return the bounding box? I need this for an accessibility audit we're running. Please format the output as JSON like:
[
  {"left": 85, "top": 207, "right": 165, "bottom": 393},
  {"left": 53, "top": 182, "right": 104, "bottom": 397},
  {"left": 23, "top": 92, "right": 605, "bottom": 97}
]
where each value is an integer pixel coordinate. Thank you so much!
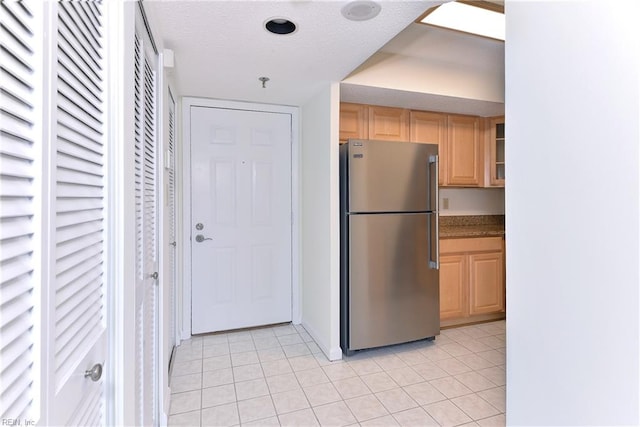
[
  {"left": 348, "top": 213, "right": 439, "bottom": 351},
  {"left": 348, "top": 139, "right": 438, "bottom": 213}
]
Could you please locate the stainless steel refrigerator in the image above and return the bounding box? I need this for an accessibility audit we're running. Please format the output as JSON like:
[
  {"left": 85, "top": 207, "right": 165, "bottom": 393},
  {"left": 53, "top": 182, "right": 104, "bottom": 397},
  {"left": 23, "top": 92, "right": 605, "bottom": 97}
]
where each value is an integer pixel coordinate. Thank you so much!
[{"left": 340, "top": 139, "right": 440, "bottom": 355}]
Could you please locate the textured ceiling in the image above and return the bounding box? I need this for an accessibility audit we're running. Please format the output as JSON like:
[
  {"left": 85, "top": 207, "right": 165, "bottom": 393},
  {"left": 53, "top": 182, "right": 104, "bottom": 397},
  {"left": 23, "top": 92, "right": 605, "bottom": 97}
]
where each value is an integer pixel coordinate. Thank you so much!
[{"left": 143, "top": 0, "right": 446, "bottom": 106}]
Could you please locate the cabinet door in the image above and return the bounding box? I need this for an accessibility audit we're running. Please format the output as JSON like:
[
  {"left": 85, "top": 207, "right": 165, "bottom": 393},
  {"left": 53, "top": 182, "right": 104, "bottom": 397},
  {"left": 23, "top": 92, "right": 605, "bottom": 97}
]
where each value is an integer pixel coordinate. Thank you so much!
[
  {"left": 488, "top": 116, "right": 505, "bottom": 187},
  {"left": 340, "top": 103, "right": 368, "bottom": 143},
  {"left": 410, "top": 111, "right": 447, "bottom": 186},
  {"left": 368, "top": 106, "right": 409, "bottom": 141},
  {"left": 447, "top": 115, "right": 483, "bottom": 186},
  {"left": 469, "top": 252, "right": 504, "bottom": 315},
  {"left": 439, "top": 254, "right": 468, "bottom": 320}
]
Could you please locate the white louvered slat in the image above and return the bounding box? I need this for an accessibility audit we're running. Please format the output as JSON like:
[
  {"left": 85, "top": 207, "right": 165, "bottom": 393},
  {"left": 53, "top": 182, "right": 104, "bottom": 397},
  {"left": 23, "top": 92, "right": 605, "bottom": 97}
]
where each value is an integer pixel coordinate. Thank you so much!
[
  {"left": 56, "top": 183, "right": 102, "bottom": 199},
  {"left": 56, "top": 151, "right": 103, "bottom": 174},
  {"left": 0, "top": 98, "right": 33, "bottom": 140},
  {"left": 0, "top": 155, "right": 33, "bottom": 179},
  {"left": 57, "top": 127, "right": 104, "bottom": 164},
  {"left": 0, "top": 0, "right": 37, "bottom": 420},
  {"left": 57, "top": 110, "right": 102, "bottom": 146},
  {"left": 56, "top": 225, "right": 103, "bottom": 256},
  {"left": 55, "top": 258, "right": 102, "bottom": 300},
  {"left": 55, "top": 240, "right": 102, "bottom": 277},
  {"left": 0, "top": 217, "right": 34, "bottom": 241},
  {"left": 56, "top": 167, "right": 103, "bottom": 188},
  {"left": 0, "top": 235, "right": 33, "bottom": 264},
  {"left": 56, "top": 211, "right": 103, "bottom": 230},
  {"left": 0, "top": 191, "right": 34, "bottom": 218},
  {"left": 56, "top": 196, "right": 102, "bottom": 212}
]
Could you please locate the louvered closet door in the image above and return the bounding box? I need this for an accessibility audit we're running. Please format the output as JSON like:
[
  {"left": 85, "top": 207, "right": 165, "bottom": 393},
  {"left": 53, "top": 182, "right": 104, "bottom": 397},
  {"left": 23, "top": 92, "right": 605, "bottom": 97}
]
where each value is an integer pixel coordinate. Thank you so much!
[
  {"left": 168, "top": 91, "right": 177, "bottom": 348},
  {"left": 0, "top": 0, "right": 39, "bottom": 421},
  {"left": 134, "top": 11, "right": 159, "bottom": 426},
  {"left": 49, "top": 2, "right": 107, "bottom": 425}
]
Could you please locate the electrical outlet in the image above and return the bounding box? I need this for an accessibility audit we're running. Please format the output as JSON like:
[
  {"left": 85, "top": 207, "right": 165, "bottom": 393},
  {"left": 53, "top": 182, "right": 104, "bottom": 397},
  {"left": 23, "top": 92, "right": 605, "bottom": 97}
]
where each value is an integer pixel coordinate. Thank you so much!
[{"left": 442, "top": 198, "right": 449, "bottom": 209}]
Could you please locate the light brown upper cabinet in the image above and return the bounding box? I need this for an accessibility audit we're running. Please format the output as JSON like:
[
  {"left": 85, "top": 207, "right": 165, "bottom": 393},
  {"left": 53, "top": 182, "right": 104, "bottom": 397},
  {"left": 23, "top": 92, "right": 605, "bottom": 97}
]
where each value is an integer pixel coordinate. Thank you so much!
[
  {"left": 339, "top": 103, "right": 368, "bottom": 143},
  {"left": 410, "top": 111, "right": 447, "bottom": 186},
  {"left": 339, "top": 103, "right": 495, "bottom": 188},
  {"left": 486, "top": 116, "right": 505, "bottom": 187},
  {"left": 446, "top": 115, "right": 483, "bottom": 187},
  {"left": 367, "top": 106, "right": 409, "bottom": 141}
]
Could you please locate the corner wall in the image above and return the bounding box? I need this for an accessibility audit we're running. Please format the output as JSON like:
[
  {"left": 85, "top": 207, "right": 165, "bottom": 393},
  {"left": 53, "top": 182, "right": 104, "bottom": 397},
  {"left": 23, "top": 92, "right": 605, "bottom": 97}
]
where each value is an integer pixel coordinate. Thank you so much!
[
  {"left": 300, "top": 84, "right": 342, "bottom": 360},
  {"left": 506, "top": 1, "right": 640, "bottom": 424},
  {"left": 439, "top": 188, "right": 504, "bottom": 216}
]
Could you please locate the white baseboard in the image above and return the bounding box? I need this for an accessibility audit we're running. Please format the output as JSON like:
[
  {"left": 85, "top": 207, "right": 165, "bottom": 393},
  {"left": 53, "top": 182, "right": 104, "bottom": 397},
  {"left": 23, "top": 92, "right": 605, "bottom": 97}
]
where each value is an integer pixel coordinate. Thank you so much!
[{"left": 301, "top": 320, "right": 342, "bottom": 362}]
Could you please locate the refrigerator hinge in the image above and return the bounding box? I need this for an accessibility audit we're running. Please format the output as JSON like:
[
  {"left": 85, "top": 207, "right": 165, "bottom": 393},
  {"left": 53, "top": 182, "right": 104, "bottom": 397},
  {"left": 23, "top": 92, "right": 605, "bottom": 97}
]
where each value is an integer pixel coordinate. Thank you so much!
[{"left": 428, "top": 155, "right": 437, "bottom": 163}]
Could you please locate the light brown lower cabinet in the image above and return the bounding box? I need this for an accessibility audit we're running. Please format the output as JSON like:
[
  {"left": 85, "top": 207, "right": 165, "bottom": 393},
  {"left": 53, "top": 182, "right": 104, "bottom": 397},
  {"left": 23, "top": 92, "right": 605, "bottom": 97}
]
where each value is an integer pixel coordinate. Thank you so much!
[{"left": 440, "top": 237, "right": 505, "bottom": 326}]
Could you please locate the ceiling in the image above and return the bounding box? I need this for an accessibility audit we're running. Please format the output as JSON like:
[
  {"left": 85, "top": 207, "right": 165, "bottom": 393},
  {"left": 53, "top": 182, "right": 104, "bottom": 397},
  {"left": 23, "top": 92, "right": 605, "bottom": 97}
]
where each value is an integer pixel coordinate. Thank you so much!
[
  {"left": 341, "top": 21, "right": 505, "bottom": 116},
  {"left": 143, "top": 0, "right": 448, "bottom": 106},
  {"left": 143, "top": 0, "right": 504, "bottom": 115}
]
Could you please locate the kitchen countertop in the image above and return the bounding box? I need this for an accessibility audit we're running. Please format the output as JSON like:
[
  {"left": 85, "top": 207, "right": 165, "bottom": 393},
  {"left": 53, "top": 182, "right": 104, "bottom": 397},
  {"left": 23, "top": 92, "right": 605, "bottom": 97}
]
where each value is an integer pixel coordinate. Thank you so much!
[{"left": 439, "top": 215, "right": 505, "bottom": 238}]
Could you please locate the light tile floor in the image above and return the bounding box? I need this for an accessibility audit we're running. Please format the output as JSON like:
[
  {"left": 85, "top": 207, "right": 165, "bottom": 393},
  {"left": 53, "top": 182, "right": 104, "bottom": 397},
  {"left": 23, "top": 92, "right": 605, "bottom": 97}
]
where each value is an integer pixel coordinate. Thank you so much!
[{"left": 168, "top": 321, "right": 506, "bottom": 426}]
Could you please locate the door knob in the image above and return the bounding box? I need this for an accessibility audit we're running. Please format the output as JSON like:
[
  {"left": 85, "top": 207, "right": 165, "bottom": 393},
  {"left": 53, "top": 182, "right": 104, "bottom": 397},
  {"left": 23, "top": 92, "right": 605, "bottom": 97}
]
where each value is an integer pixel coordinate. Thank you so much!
[
  {"left": 170, "top": 241, "right": 176, "bottom": 247},
  {"left": 195, "top": 234, "right": 213, "bottom": 243},
  {"left": 84, "top": 363, "right": 103, "bottom": 382},
  {"left": 150, "top": 272, "right": 159, "bottom": 280}
]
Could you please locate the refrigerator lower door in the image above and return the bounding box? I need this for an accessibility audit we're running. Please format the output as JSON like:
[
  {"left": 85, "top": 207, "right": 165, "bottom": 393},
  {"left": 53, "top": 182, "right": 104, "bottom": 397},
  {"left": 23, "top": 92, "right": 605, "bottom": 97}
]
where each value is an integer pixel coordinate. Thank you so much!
[{"left": 348, "top": 213, "right": 439, "bottom": 351}]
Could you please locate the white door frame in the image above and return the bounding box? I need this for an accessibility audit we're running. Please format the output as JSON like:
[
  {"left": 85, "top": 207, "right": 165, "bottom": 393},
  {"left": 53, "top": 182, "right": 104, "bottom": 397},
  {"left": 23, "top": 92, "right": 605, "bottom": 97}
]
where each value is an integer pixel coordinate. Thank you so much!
[{"left": 181, "top": 97, "right": 300, "bottom": 339}]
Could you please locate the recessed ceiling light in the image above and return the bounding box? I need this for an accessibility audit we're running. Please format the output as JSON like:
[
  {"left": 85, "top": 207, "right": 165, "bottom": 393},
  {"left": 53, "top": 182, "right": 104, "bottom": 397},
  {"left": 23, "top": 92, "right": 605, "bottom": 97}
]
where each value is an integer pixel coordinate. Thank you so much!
[
  {"left": 419, "top": 1, "right": 505, "bottom": 41},
  {"left": 265, "top": 18, "right": 297, "bottom": 35},
  {"left": 341, "top": 1, "right": 381, "bottom": 22}
]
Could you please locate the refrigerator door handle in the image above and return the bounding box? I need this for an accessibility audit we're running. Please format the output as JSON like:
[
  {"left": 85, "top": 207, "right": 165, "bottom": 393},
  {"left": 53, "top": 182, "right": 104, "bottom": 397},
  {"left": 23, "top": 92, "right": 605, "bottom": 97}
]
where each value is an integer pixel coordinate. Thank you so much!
[
  {"left": 428, "top": 154, "right": 438, "bottom": 212},
  {"left": 428, "top": 213, "right": 440, "bottom": 269},
  {"left": 428, "top": 155, "right": 439, "bottom": 269}
]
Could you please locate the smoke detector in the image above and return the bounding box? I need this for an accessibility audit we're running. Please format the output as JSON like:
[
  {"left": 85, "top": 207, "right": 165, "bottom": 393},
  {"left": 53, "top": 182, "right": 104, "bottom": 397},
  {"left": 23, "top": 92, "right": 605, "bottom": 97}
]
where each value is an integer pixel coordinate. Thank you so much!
[{"left": 341, "top": 1, "right": 381, "bottom": 21}]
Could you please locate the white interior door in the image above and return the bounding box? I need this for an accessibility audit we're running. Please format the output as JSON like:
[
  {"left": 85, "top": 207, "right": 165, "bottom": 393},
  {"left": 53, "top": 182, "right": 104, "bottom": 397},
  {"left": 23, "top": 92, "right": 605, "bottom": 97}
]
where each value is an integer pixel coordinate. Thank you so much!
[
  {"left": 133, "top": 11, "right": 158, "bottom": 426},
  {"left": 49, "top": 2, "right": 108, "bottom": 425},
  {"left": 0, "top": 0, "right": 42, "bottom": 420},
  {"left": 190, "top": 106, "right": 292, "bottom": 334},
  {"left": 168, "top": 90, "right": 177, "bottom": 350}
]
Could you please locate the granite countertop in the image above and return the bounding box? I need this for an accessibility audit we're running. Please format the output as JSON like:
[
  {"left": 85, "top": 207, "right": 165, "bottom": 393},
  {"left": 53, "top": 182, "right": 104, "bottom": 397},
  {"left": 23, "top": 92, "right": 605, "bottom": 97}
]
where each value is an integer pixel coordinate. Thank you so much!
[{"left": 439, "top": 215, "right": 505, "bottom": 238}]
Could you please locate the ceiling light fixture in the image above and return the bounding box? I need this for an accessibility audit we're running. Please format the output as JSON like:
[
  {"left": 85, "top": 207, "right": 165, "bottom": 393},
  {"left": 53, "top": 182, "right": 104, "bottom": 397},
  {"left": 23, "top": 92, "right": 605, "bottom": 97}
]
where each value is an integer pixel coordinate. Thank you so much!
[
  {"left": 341, "top": 1, "right": 381, "bottom": 22},
  {"left": 419, "top": 1, "right": 505, "bottom": 41},
  {"left": 265, "top": 18, "right": 297, "bottom": 35}
]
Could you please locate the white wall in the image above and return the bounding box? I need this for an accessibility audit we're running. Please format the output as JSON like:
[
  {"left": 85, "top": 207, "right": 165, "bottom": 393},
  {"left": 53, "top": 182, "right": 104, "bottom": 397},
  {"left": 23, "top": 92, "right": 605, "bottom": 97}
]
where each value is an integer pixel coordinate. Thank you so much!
[
  {"left": 300, "top": 83, "right": 342, "bottom": 361},
  {"left": 439, "top": 188, "right": 504, "bottom": 216},
  {"left": 506, "top": 1, "right": 640, "bottom": 425},
  {"left": 343, "top": 24, "right": 504, "bottom": 105}
]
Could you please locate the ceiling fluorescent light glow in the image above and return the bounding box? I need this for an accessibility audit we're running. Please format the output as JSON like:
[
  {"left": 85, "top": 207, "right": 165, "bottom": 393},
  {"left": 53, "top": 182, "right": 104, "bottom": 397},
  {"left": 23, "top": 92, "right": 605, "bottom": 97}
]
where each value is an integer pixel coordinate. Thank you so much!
[{"left": 420, "top": 2, "right": 505, "bottom": 41}]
